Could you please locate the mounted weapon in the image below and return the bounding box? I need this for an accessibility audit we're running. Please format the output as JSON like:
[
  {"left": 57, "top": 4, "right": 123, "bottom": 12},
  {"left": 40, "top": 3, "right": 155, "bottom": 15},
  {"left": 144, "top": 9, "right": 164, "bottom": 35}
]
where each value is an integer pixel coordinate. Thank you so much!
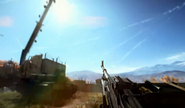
[{"left": 100, "top": 60, "right": 185, "bottom": 108}]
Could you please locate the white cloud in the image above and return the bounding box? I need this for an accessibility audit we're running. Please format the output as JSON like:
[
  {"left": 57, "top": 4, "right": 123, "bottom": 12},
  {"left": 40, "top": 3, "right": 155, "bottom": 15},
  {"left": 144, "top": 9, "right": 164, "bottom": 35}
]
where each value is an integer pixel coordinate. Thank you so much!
[
  {"left": 118, "top": 39, "right": 147, "bottom": 64},
  {"left": 141, "top": 18, "right": 153, "bottom": 23},
  {"left": 0, "top": 16, "right": 13, "bottom": 27},
  {"left": 79, "top": 17, "right": 107, "bottom": 29},
  {"left": 121, "top": 2, "right": 185, "bottom": 30},
  {"left": 127, "top": 22, "right": 139, "bottom": 28},
  {"left": 166, "top": 52, "right": 185, "bottom": 61},
  {"left": 73, "top": 36, "right": 100, "bottom": 46},
  {"left": 163, "top": 2, "right": 185, "bottom": 15},
  {"left": 121, "top": 18, "right": 153, "bottom": 30},
  {"left": 15, "top": 37, "right": 23, "bottom": 49},
  {"left": 104, "top": 30, "right": 144, "bottom": 55}
]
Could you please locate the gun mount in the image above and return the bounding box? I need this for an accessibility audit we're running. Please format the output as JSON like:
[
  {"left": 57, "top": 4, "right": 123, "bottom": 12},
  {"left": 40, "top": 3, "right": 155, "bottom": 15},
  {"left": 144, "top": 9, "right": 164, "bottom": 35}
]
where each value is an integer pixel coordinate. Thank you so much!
[
  {"left": 19, "top": 0, "right": 55, "bottom": 65},
  {"left": 100, "top": 60, "right": 185, "bottom": 108}
]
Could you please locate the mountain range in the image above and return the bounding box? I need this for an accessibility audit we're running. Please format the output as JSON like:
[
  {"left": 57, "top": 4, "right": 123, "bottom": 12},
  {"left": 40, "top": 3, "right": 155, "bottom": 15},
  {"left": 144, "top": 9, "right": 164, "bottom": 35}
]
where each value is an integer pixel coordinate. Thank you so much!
[
  {"left": 66, "top": 61, "right": 185, "bottom": 83},
  {"left": 66, "top": 70, "right": 102, "bottom": 82},
  {"left": 118, "top": 61, "right": 185, "bottom": 75}
]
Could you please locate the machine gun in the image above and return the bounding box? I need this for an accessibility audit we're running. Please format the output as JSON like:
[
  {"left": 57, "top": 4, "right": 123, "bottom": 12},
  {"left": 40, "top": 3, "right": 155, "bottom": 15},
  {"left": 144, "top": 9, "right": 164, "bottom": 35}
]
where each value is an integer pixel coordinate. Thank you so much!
[
  {"left": 100, "top": 60, "right": 143, "bottom": 108},
  {"left": 100, "top": 60, "right": 185, "bottom": 108}
]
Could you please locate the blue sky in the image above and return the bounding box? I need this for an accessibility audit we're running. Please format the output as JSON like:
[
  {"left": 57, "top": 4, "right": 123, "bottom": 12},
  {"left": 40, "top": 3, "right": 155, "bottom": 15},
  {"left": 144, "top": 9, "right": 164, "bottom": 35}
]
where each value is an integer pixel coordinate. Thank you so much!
[{"left": 0, "top": 0, "right": 185, "bottom": 73}]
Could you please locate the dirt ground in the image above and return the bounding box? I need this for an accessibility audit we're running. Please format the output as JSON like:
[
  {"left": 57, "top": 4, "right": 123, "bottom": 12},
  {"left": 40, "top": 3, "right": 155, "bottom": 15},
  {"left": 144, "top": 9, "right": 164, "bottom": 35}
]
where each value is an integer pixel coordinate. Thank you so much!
[
  {"left": 61, "top": 92, "right": 102, "bottom": 108},
  {"left": 0, "top": 91, "right": 102, "bottom": 108}
]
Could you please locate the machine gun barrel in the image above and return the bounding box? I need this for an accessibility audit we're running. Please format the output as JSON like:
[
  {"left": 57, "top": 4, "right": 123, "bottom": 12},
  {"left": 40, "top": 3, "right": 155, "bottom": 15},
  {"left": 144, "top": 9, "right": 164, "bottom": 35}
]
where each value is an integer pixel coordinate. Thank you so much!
[
  {"left": 101, "top": 61, "right": 116, "bottom": 87},
  {"left": 19, "top": 0, "right": 55, "bottom": 65},
  {"left": 100, "top": 60, "right": 120, "bottom": 108},
  {"left": 100, "top": 60, "right": 143, "bottom": 108}
]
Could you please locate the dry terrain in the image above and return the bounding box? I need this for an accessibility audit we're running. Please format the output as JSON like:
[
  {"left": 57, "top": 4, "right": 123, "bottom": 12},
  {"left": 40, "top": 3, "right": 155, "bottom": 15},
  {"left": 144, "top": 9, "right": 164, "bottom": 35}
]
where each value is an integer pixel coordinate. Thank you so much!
[{"left": 0, "top": 91, "right": 102, "bottom": 108}]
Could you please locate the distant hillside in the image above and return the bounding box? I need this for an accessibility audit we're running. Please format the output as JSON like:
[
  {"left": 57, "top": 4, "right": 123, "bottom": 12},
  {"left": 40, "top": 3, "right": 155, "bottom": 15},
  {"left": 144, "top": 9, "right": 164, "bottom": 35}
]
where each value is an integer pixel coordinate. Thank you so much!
[
  {"left": 118, "top": 70, "right": 185, "bottom": 83},
  {"left": 67, "top": 70, "right": 185, "bottom": 83},
  {"left": 118, "top": 61, "right": 185, "bottom": 75},
  {"left": 66, "top": 70, "right": 102, "bottom": 82},
  {"left": 65, "top": 61, "right": 185, "bottom": 83}
]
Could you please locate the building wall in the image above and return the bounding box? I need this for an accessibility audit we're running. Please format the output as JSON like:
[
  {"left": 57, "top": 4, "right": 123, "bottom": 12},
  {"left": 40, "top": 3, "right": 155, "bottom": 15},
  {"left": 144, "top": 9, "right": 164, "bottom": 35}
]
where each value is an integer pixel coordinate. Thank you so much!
[
  {"left": 30, "top": 54, "right": 43, "bottom": 73},
  {"left": 96, "top": 79, "right": 101, "bottom": 85},
  {"left": 85, "top": 84, "right": 101, "bottom": 92},
  {"left": 0, "top": 66, "right": 18, "bottom": 77},
  {"left": 73, "top": 80, "right": 101, "bottom": 92},
  {"left": 0, "top": 67, "right": 9, "bottom": 77},
  {"left": 41, "top": 59, "right": 66, "bottom": 76},
  {"left": 73, "top": 80, "right": 86, "bottom": 91},
  {"left": 30, "top": 54, "right": 43, "bottom": 67}
]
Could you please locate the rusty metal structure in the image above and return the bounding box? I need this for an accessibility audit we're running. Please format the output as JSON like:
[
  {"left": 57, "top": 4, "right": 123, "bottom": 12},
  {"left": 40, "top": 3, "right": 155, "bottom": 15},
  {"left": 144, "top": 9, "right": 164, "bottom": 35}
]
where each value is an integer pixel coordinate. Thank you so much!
[
  {"left": 15, "top": 0, "right": 78, "bottom": 106},
  {"left": 100, "top": 60, "right": 185, "bottom": 108},
  {"left": 19, "top": 0, "right": 55, "bottom": 65}
]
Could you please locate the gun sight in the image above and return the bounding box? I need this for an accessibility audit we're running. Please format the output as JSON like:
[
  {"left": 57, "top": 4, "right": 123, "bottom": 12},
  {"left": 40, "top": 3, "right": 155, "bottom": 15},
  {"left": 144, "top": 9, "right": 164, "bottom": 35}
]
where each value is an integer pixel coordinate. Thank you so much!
[{"left": 101, "top": 60, "right": 104, "bottom": 68}]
